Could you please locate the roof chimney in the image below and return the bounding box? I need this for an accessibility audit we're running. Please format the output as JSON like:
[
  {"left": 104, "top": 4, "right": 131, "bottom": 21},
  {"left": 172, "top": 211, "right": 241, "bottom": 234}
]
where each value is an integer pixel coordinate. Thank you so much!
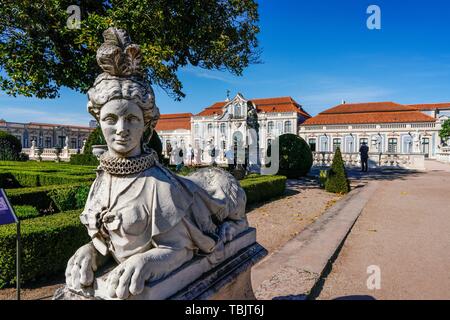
[{"left": 341, "top": 99, "right": 346, "bottom": 104}]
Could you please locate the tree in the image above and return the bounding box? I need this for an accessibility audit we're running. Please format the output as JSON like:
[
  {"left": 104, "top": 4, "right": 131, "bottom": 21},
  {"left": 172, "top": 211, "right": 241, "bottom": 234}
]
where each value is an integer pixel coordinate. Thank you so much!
[
  {"left": 0, "top": 1, "right": 260, "bottom": 100},
  {"left": 325, "top": 147, "right": 350, "bottom": 194},
  {"left": 439, "top": 119, "right": 450, "bottom": 145}
]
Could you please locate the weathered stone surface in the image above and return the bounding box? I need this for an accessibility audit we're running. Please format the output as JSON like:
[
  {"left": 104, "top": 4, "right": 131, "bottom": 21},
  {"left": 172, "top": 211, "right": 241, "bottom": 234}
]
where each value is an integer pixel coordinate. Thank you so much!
[{"left": 54, "top": 228, "right": 266, "bottom": 300}]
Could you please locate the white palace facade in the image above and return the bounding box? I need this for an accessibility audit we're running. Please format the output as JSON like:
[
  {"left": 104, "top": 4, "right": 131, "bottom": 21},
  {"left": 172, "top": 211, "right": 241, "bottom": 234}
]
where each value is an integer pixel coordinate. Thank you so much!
[
  {"left": 156, "top": 94, "right": 311, "bottom": 165},
  {"left": 299, "top": 102, "right": 450, "bottom": 169}
]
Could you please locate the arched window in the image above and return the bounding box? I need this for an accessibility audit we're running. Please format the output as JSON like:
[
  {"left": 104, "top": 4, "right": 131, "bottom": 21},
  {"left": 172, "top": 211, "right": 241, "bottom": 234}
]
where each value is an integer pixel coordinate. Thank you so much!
[
  {"left": 267, "top": 121, "right": 274, "bottom": 133},
  {"left": 284, "top": 121, "right": 292, "bottom": 133}
]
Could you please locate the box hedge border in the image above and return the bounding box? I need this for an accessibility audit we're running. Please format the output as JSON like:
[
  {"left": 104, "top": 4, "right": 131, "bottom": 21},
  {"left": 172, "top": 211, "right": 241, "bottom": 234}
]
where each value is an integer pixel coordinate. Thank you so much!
[
  {"left": 0, "top": 210, "right": 89, "bottom": 288},
  {"left": 240, "top": 175, "right": 287, "bottom": 205}
]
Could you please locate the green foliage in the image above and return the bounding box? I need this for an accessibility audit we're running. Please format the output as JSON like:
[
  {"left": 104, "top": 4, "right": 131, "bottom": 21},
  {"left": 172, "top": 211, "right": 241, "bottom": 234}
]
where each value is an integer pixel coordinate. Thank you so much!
[
  {"left": 439, "top": 119, "right": 450, "bottom": 143},
  {"left": 70, "top": 154, "right": 99, "bottom": 166},
  {"left": 240, "top": 175, "right": 287, "bottom": 205},
  {"left": 0, "top": 210, "right": 89, "bottom": 288},
  {"left": 0, "top": 170, "right": 95, "bottom": 188},
  {"left": 276, "top": 134, "right": 313, "bottom": 178},
  {"left": 5, "top": 183, "right": 92, "bottom": 213},
  {"left": 0, "top": 131, "right": 22, "bottom": 161},
  {"left": 12, "top": 205, "right": 39, "bottom": 220},
  {"left": 319, "top": 169, "right": 328, "bottom": 188},
  {"left": 0, "top": 1, "right": 260, "bottom": 100},
  {"left": 83, "top": 127, "right": 104, "bottom": 156},
  {"left": 325, "top": 148, "right": 350, "bottom": 194}
]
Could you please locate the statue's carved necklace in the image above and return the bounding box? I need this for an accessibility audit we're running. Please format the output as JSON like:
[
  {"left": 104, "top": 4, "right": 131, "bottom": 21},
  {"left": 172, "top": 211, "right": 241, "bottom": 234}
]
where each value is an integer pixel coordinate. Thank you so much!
[{"left": 99, "top": 151, "right": 157, "bottom": 175}]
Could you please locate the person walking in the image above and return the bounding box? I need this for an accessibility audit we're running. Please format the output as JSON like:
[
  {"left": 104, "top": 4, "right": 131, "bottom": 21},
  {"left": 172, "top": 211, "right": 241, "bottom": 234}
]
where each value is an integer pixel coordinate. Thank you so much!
[{"left": 359, "top": 141, "right": 369, "bottom": 172}]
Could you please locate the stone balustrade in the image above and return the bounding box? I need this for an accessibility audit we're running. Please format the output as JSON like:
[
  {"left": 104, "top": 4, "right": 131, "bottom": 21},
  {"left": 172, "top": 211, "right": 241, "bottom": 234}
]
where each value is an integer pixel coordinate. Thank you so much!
[
  {"left": 22, "top": 147, "right": 80, "bottom": 162},
  {"left": 312, "top": 151, "right": 425, "bottom": 170},
  {"left": 437, "top": 146, "right": 450, "bottom": 163}
]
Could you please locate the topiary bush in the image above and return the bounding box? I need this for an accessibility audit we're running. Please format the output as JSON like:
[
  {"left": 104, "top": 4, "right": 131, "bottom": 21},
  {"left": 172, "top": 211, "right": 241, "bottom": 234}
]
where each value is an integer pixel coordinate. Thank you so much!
[
  {"left": 0, "top": 210, "right": 89, "bottom": 288},
  {"left": 0, "top": 131, "right": 22, "bottom": 161},
  {"left": 325, "top": 147, "right": 350, "bottom": 194},
  {"left": 274, "top": 134, "right": 313, "bottom": 178}
]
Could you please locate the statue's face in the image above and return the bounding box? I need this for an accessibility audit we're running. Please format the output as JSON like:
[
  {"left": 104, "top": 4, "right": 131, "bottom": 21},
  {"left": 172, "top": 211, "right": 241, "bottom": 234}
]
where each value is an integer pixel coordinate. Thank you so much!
[{"left": 100, "top": 99, "right": 145, "bottom": 158}]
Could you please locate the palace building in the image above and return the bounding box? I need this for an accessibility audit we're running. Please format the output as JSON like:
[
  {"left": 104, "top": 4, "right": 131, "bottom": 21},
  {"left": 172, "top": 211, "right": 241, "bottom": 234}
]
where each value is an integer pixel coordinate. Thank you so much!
[
  {"left": 156, "top": 94, "right": 310, "bottom": 165},
  {"left": 0, "top": 119, "right": 95, "bottom": 161},
  {"left": 299, "top": 101, "right": 450, "bottom": 169}
]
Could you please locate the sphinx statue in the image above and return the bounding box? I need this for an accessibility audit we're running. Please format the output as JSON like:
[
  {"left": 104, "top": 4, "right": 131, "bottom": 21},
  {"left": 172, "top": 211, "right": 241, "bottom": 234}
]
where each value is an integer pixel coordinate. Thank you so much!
[{"left": 61, "top": 28, "right": 250, "bottom": 300}]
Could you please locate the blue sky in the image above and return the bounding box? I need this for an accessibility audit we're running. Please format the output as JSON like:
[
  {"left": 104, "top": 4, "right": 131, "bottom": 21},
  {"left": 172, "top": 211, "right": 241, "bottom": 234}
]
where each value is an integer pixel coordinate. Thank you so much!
[{"left": 2, "top": 0, "right": 450, "bottom": 125}]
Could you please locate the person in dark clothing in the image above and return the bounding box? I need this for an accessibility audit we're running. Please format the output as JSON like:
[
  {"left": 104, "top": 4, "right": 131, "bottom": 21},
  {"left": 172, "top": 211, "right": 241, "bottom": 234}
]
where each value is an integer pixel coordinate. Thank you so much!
[{"left": 359, "top": 142, "right": 369, "bottom": 172}]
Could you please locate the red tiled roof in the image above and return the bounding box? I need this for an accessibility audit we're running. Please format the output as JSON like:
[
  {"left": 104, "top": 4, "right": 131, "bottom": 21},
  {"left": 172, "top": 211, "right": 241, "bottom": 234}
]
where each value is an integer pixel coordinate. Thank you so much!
[
  {"left": 303, "top": 102, "right": 436, "bottom": 125},
  {"left": 303, "top": 111, "right": 435, "bottom": 125},
  {"left": 320, "top": 102, "right": 417, "bottom": 114},
  {"left": 407, "top": 103, "right": 450, "bottom": 110},
  {"left": 155, "top": 113, "right": 192, "bottom": 131},
  {"left": 196, "top": 96, "right": 310, "bottom": 118}
]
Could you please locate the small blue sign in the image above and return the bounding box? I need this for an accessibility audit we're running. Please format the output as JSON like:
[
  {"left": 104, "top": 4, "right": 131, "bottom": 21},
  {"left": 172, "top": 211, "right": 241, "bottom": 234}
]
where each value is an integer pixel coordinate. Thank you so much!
[{"left": 0, "top": 189, "right": 18, "bottom": 225}]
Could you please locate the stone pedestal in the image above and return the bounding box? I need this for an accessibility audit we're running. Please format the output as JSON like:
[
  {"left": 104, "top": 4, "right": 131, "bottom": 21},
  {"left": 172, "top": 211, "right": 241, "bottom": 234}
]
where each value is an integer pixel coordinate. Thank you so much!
[{"left": 54, "top": 228, "right": 267, "bottom": 300}]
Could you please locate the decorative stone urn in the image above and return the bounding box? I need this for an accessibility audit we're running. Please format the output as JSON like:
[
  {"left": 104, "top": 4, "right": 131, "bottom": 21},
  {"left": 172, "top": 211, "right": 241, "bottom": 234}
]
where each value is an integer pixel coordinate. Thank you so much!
[
  {"left": 54, "top": 28, "right": 266, "bottom": 300},
  {"left": 91, "top": 145, "right": 108, "bottom": 159}
]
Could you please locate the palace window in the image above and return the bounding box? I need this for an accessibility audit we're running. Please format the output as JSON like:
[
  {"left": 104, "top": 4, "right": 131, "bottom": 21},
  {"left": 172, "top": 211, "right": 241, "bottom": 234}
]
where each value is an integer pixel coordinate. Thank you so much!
[
  {"left": 388, "top": 138, "right": 398, "bottom": 153},
  {"left": 45, "top": 136, "right": 52, "bottom": 148},
  {"left": 320, "top": 136, "right": 329, "bottom": 152},
  {"left": 284, "top": 121, "right": 292, "bottom": 133},
  {"left": 308, "top": 138, "right": 316, "bottom": 152},
  {"left": 194, "top": 124, "right": 199, "bottom": 136},
  {"left": 333, "top": 138, "right": 341, "bottom": 152},
  {"left": 207, "top": 123, "right": 213, "bottom": 134},
  {"left": 360, "top": 138, "right": 368, "bottom": 146},
  {"left": 267, "top": 121, "right": 274, "bottom": 133},
  {"left": 220, "top": 123, "right": 226, "bottom": 135},
  {"left": 71, "top": 138, "right": 77, "bottom": 149}
]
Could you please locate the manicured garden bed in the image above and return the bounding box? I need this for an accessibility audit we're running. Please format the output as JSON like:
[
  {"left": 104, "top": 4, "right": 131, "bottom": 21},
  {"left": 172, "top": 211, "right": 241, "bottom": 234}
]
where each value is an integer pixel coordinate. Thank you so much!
[{"left": 0, "top": 161, "right": 287, "bottom": 288}]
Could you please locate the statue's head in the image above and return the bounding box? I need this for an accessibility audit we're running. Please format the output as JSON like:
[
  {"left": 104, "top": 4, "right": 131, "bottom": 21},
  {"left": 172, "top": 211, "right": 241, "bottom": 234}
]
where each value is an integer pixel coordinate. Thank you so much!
[{"left": 87, "top": 28, "right": 159, "bottom": 158}]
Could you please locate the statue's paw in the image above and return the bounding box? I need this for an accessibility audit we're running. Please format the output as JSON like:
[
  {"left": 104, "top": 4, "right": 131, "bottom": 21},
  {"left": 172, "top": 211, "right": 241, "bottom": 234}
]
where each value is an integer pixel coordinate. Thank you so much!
[
  {"left": 106, "top": 254, "right": 147, "bottom": 299},
  {"left": 65, "top": 247, "right": 96, "bottom": 290},
  {"left": 219, "top": 221, "right": 237, "bottom": 243}
]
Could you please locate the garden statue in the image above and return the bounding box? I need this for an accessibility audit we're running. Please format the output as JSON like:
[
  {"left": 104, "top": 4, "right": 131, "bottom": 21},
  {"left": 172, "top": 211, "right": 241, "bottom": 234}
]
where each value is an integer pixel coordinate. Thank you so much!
[{"left": 61, "top": 28, "right": 250, "bottom": 300}]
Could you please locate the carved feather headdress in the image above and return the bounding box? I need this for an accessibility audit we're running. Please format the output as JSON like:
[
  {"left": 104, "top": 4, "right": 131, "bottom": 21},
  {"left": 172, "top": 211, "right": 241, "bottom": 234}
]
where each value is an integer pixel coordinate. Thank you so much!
[{"left": 96, "top": 27, "right": 143, "bottom": 78}]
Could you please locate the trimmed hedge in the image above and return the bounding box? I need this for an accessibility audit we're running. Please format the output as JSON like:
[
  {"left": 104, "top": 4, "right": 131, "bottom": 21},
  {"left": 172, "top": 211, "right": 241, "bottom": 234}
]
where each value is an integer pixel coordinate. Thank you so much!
[
  {"left": 13, "top": 205, "right": 40, "bottom": 220},
  {"left": 240, "top": 175, "right": 287, "bottom": 205},
  {"left": 69, "top": 154, "right": 99, "bottom": 166},
  {"left": 0, "top": 170, "right": 95, "bottom": 188},
  {"left": 0, "top": 210, "right": 89, "bottom": 288},
  {"left": 5, "top": 183, "right": 92, "bottom": 213}
]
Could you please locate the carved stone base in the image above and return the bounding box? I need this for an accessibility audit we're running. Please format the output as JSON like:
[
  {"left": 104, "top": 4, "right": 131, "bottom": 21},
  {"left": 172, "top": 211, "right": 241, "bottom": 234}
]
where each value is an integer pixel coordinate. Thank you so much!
[{"left": 54, "top": 228, "right": 267, "bottom": 300}]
